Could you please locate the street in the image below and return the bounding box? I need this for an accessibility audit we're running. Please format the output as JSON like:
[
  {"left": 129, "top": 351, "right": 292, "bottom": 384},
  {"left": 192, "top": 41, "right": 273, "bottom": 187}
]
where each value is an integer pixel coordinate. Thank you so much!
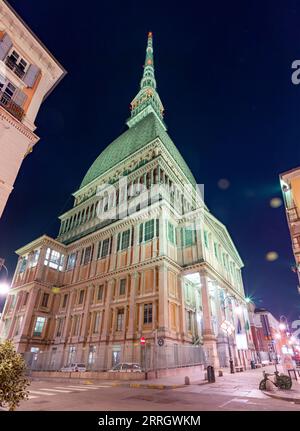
[{"left": 12, "top": 367, "right": 300, "bottom": 411}]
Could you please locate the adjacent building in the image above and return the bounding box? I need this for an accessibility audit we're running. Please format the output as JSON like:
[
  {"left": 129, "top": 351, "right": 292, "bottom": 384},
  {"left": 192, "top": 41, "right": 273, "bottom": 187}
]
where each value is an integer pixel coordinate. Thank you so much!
[
  {"left": 280, "top": 167, "right": 300, "bottom": 293},
  {"left": 0, "top": 33, "right": 252, "bottom": 371},
  {"left": 0, "top": 0, "right": 66, "bottom": 218}
]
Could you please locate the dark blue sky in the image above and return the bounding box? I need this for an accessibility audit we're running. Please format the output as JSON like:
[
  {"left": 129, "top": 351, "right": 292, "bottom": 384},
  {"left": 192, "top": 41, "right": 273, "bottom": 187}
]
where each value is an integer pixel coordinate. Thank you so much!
[{"left": 1, "top": 0, "right": 300, "bottom": 320}]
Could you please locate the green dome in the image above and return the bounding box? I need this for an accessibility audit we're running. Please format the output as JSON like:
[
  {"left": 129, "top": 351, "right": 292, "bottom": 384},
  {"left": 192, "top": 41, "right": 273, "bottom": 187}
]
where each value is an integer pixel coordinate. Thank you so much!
[{"left": 80, "top": 113, "right": 196, "bottom": 189}]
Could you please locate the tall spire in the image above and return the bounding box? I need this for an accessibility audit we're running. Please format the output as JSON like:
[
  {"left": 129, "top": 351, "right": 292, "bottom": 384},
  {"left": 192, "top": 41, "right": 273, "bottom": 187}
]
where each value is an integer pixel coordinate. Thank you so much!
[{"left": 127, "top": 32, "right": 166, "bottom": 130}]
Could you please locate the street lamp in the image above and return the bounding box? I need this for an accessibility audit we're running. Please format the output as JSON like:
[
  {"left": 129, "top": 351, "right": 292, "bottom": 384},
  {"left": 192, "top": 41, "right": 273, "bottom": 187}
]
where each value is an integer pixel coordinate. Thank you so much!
[
  {"left": 221, "top": 295, "right": 242, "bottom": 374},
  {"left": 0, "top": 258, "right": 9, "bottom": 296}
]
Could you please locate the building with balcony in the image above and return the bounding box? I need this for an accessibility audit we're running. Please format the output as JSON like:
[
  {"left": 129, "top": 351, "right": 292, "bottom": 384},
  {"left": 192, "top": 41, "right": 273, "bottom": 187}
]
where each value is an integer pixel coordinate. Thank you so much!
[
  {"left": 0, "top": 33, "right": 252, "bottom": 372},
  {"left": 0, "top": 0, "right": 66, "bottom": 218},
  {"left": 280, "top": 167, "right": 300, "bottom": 293}
]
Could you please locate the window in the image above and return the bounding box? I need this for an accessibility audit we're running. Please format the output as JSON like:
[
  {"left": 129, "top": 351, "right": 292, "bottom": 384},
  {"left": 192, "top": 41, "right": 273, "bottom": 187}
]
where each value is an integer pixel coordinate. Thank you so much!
[
  {"left": 68, "top": 346, "right": 76, "bottom": 364},
  {"left": 144, "top": 220, "right": 155, "bottom": 242},
  {"left": 101, "top": 238, "right": 110, "bottom": 258},
  {"left": 41, "top": 293, "right": 49, "bottom": 308},
  {"left": 33, "top": 317, "right": 46, "bottom": 336},
  {"left": 44, "top": 248, "right": 64, "bottom": 271},
  {"left": 213, "top": 243, "right": 218, "bottom": 260},
  {"left": 72, "top": 315, "right": 80, "bottom": 335},
  {"left": 56, "top": 318, "right": 64, "bottom": 337},
  {"left": 93, "top": 312, "right": 100, "bottom": 333},
  {"left": 6, "top": 49, "right": 28, "bottom": 78},
  {"left": 139, "top": 224, "right": 144, "bottom": 243},
  {"left": 203, "top": 231, "right": 209, "bottom": 248},
  {"left": 14, "top": 315, "right": 23, "bottom": 336},
  {"left": 78, "top": 290, "right": 84, "bottom": 305},
  {"left": 119, "top": 279, "right": 126, "bottom": 296},
  {"left": 10, "top": 295, "right": 16, "bottom": 310},
  {"left": 62, "top": 294, "right": 68, "bottom": 309},
  {"left": 66, "top": 253, "right": 77, "bottom": 270},
  {"left": 168, "top": 222, "right": 175, "bottom": 244},
  {"left": 97, "top": 285, "right": 104, "bottom": 301},
  {"left": 187, "top": 311, "right": 192, "bottom": 332},
  {"left": 88, "top": 345, "right": 96, "bottom": 365},
  {"left": 29, "top": 249, "right": 40, "bottom": 268},
  {"left": 0, "top": 78, "right": 16, "bottom": 101},
  {"left": 19, "top": 257, "right": 27, "bottom": 273},
  {"left": 23, "top": 292, "right": 29, "bottom": 307},
  {"left": 182, "top": 228, "right": 195, "bottom": 247},
  {"left": 121, "top": 229, "right": 130, "bottom": 250},
  {"left": 116, "top": 309, "right": 124, "bottom": 331},
  {"left": 83, "top": 246, "right": 92, "bottom": 265},
  {"left": 143, "top": 303, "right": 153, "bottom": 324}
]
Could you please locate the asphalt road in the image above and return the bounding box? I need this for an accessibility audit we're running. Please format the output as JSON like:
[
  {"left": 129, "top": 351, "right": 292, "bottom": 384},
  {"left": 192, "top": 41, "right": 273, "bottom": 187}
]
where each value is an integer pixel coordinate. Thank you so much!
[{"left": 10, "top": 378, "right": 300, "bottom": 411}]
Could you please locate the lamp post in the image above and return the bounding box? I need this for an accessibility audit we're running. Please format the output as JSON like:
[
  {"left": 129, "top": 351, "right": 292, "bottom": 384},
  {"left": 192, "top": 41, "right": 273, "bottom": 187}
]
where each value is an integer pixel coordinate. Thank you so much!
[
  {"left": 0, "top": 258, "right": 9, "bottom": 296},
  {"left": 221, "top": 295, "right": 241, "bottom": 374}
]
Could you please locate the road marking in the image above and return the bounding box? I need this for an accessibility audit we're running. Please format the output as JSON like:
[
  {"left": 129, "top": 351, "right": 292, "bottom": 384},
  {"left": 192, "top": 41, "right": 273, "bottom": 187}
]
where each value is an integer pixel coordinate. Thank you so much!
[
  {"left": 30, "top": 390, "right": 56, "bottom": 396},
  {"left": 39, "top": 388, "right": 72, "bottom": 393},
  {"left": 219, "top": 398, "right": 249, "bottom": 408},
  {"left": 67, "top": 385, "right": 99, "bottom": 390},
  {"left": 55, "top": 386, "right": 87, "bottom": 391}
]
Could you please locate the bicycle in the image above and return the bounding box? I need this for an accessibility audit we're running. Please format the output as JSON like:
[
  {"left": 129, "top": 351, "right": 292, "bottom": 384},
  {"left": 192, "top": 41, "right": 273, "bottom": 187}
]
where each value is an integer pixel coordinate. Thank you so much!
[{"left": 259, "top": 370, "right": 292, "bottom": 390}]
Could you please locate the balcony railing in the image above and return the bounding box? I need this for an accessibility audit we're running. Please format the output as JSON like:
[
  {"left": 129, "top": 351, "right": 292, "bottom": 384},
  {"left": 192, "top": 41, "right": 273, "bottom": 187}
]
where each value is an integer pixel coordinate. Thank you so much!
[
  {"left": 288, "top": 207, "right": 300, "bottom": 223},
  {"left": 5, "top": 56, "right": 26, "bottom": 79},
  {"left": 0, "top": 91, "right": 24, "bottom": 121}
]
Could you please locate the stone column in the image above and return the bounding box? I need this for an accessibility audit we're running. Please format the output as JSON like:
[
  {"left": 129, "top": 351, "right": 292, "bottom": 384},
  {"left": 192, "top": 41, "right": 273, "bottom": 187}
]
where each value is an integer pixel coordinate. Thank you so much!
[
  {"left": 80, "top": 284, "right": 93, "bottom": 341},
  {"left": 199, "top": 271, "right": 220, "bottom": 368},
  {"left": 178, "top": 275, "right": 186, "bottom": 339},
  {"left": 158, "top": 209, "right": 167, "bottom": 256},
  {"left": 101, "top": 279, "right": 114, "bottom": 341}
]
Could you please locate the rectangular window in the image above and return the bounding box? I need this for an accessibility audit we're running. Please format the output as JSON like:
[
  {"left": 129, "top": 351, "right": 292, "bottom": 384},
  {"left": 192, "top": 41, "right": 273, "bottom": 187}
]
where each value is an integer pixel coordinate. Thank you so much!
[
  {"left": 56, "top": 318, "right": 64, "bottom": 337},
  {"left": 44, "top": 248, "right": 64, "bottom": 271},
  {"left": 187, "top": 311, "right": 192, "bottom": 332},
  {"left": 203, "top": 230, "right": 208, "bottom": 248},
  {"left": 19, "top": 257, "right": 27, "bottom": 273},
  {"left": 29, "top": 249, "right": 40, "bottom": 268},
  {"left": 97, "top": 241, "right": 102, "bottom": 259},
  {"left": 67, "top": 253, "right": 76, "bottom": 270},
  {"left": 183, "top": 228, "right": 195, "bottom": 246},
  {"left": 23, "top": 292, "right": 29, "bottom": 307},
  {"left": 62, "top": 294, "right": 68, "bottom": 309},
  {"left": 14, "top": 315, "right": 23, "bottom": 336},
  {"left": 93, "top": 312, "right": 100, "bottom": 333},
  {"left": 68, "top": 346, "right": 76, "bottom": 364},
  {"left": 144, "top": 219, "right": 154, "bottom": 242},
  {"left": 121, "top": 229, "right": 130, "bottom": 250},
  {"left": 116, "top": 309, "right": 124, "bottom": 331},
  {"left": 88, "top": 345, "right": 96, "bottom": 365},
  {"left": 33, "top": 316, "right": 46, "bottom": 336},
  {"left": 83, "top": 246, "right": 92, "bottom": 265},
  {"left": 101, "top": 238, "right": 110, "bottom": 258},
  {"left": 73, "top": 315, "right": 80, "bottom": 335},
  {"left": 143, "top": 303, "right": 153, "bottom": 324},
  {"left": 97, "top": 285, "right": 104, "bottom": 301},
  {"left": 139, "top": 224, "right": 144, "bottom": 243},
  {"left": 119, "top": 279, "right": 126, "bottom": 296},
  {"left": 41, "top": 293, "right": 49, "bottom": 308},
  {"left": 78, "top": 290, "right": 84, "bottom": 305},
  {"left": 168, "top": 222, "right": 175, "bottom": 244},
  {"left": 10, "top": 295, "right": 16, "bottom": 309},
  {"left": 117, "top": 233, "right": 121, "bottom": 251},
  {"left": 6, "top": 49, "right": 28, "bottom": 78},
  {"left": 214, "top": 243, "right": 218, "bottom": 260}
]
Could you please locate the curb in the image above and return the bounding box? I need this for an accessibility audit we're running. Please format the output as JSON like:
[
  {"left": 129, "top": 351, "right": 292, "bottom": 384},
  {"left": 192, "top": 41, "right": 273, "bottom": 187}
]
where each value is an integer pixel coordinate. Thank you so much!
[{"left": 262, "top": 391, "right": 300, "bottom": 403}]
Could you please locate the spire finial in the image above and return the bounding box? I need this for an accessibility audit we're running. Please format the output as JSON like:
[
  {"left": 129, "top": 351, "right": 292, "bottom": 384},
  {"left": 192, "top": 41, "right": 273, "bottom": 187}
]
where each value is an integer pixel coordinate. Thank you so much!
[{"left": 126, "top": 32, "right": 166, "bottom": 130}]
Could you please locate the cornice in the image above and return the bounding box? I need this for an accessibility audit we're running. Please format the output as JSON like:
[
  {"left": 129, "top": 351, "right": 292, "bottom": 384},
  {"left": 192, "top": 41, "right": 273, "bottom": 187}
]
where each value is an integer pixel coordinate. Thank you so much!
[{"left": 0, "top": 107, "right": 39, "bottom": 143}]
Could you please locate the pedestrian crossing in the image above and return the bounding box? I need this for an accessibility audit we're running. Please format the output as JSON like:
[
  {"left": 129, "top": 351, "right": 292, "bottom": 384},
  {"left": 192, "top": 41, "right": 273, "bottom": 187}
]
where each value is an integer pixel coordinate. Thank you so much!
[{"left": 28, "top": 384, "right": 112, "bottom": 401}]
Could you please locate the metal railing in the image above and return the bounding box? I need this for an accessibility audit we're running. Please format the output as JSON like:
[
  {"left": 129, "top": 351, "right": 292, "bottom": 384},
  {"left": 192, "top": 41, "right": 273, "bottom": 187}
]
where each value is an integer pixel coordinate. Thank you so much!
[
  {"left": 0, "top": 91, "right": 24, "bottom": 121},
  {"left": 22, "top": 343, "right": 207, "bottom": 373}
]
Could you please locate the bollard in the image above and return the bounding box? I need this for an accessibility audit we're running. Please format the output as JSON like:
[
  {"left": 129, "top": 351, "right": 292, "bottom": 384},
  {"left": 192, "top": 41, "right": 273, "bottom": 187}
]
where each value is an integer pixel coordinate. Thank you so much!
[
  {"left": 184, "top": 376, "right": 190, "bottom": 385},
  {"left": 207, "top": 365, "right": 216, "bottom": 383},
  {"left": 218, "top": 369, "right": 223, "bottom": 377}
]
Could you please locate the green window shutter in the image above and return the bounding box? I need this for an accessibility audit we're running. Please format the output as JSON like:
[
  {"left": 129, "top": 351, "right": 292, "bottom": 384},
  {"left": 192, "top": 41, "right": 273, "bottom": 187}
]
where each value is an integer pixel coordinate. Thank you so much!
[
  {"left": 156, "top": 219, "right": 159, "bottom": 237},
  {"left": 117, "top": 233, "right": 121, "bottom": 251},
  {"left": 121, "top": 229, "right": 130, "bottom": 249},
  {"left": 204, "top": 230, "right": 208, "bottom": 248},
  {"left": 180, "top": 228, "right": 184, "bottom": 247},
  {"left": 144, "top": 219, "right": 154, "bottom": 241},
  {"left": 139, "top": 223, "right": 144, "bottom": 243}
]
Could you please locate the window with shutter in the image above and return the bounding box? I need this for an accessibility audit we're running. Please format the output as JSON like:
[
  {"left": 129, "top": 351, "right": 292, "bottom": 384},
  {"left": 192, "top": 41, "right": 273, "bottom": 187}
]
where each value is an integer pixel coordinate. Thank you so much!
[
  {"left": 23, "top": 64, "right": 41, "bottom": 88},
  {"left": 0, "top": 33, "right": 12, "bottom": 61}
]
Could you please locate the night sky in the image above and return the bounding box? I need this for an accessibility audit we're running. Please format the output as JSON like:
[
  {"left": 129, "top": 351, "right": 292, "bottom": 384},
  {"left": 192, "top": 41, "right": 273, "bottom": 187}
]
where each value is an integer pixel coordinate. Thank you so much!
[{"left": 1, "top": 0, "right": 300, "bottom": 320}]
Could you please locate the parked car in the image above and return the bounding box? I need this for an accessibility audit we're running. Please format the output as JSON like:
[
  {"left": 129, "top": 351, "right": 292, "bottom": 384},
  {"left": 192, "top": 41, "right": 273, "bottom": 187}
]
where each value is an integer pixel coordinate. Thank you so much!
[
  {"left": 109, "top": 362, "right": 142, "bottom": 373},
  {"left": 60, "top": 363, "right": 86, "bottom": 372}
]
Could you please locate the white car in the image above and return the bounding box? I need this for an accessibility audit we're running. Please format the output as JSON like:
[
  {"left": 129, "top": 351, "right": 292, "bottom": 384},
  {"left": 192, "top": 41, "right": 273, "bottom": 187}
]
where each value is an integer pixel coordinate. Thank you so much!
[
  {"left": 109, "top": 362, "right": 142, "bottom": 373},
  {"left": 60, "top": 363, "right": 86, "bottom": 372}
]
